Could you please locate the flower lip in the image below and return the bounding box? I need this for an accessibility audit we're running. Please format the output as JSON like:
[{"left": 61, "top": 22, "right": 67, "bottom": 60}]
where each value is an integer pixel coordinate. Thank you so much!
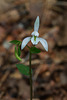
[
  {"left": 31, "top": 31, "right": 39, "bottom": 37},
  {"left": 31, "top": 36, "right": 39, "bottom": 45}
]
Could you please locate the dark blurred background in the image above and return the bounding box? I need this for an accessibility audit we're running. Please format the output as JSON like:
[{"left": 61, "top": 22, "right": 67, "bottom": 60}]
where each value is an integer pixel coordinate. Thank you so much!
[{"left": 0, "top": 0, "right": 67, "bottom": 100}]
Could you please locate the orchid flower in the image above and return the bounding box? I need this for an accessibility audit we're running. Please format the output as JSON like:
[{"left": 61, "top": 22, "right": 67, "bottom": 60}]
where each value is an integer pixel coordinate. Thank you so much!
[{"left": 21, "top": 16, "right": 48, "bottom": 51}]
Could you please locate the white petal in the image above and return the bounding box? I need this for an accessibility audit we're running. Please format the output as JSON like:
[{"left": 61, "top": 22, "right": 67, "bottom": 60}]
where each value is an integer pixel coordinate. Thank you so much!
[
  {"left": 34, "top": 16, "right": 39, "bottom": 32},
  {"left": 31, "top": 31, "right": 39, "bottom": 37},
  {"left": 39, "top": 38, "right": 48, "bottom": 51},
  {"left": 31, "top": 36, "right": 39, "bottom": 45},
  {"left": 21, "top": 37, "right": 31, "bottom": 50}
]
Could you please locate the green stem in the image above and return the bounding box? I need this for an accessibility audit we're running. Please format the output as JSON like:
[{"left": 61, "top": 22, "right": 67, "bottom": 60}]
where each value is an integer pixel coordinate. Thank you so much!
[
  {"left": 26, "top": 45, "right": 30, "bottom": 49},
  {"left": 29, "top": 51, "right": 32, "bottom": 100}
]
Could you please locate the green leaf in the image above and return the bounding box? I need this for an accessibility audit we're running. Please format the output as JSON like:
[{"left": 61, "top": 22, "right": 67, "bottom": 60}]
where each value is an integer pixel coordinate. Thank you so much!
[
  {"left": 10, "top": 40, "right": 21, "bottom": 45},
  {"left": 30, "top": 47, "right": 41, "bottom": 54},
  {"left": 18, "top": 46, "right": 21, "bottom": 56},
  {"left": 15, "top": 46, "right": 22, "bottom": 61},
  {"left": 16, "top": 64, "right": 32, "bottom": 76}
]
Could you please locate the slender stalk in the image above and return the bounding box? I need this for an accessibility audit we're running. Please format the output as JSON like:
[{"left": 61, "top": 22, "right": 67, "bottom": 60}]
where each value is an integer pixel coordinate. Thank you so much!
[{"left": 29, "top": 51, "right": 32, "bottom": 100}]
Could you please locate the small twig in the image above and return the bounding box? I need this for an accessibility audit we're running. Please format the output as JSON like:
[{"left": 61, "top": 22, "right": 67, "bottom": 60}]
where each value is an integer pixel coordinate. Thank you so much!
[{"left": 0, "top": 71, "right": 10, "bottom": 88}]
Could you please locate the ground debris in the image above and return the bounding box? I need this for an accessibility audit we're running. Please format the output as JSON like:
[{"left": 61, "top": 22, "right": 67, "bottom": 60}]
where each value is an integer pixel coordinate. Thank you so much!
[{"left": 0, "top": 0, "right": 67, "bottom": 100}]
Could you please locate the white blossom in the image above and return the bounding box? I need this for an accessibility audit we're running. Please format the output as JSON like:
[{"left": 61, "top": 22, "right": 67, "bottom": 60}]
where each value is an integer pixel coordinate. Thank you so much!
[{"left": 21, "top": 16, "right": 48, "bottom": 51}]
